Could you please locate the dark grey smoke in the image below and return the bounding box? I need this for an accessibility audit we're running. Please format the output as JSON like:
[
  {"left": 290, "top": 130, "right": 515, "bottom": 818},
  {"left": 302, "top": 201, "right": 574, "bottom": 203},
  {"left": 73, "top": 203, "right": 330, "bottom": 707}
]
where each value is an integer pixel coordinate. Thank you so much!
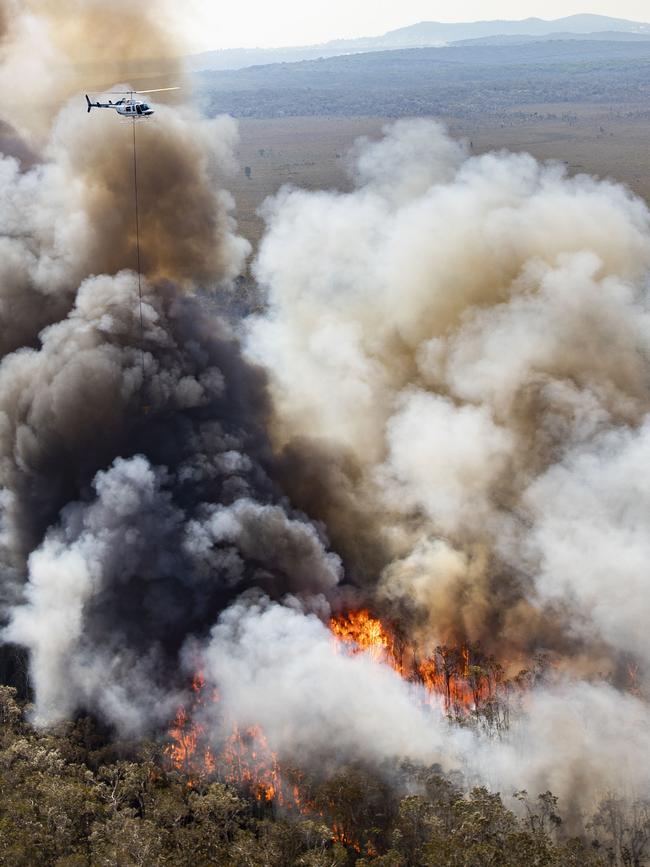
[
  {"left": 1, "top": 267, "right": 342, "bottom": 729},
  {"left": 0, "top": 0, "right": 342, "bottom": 732}
]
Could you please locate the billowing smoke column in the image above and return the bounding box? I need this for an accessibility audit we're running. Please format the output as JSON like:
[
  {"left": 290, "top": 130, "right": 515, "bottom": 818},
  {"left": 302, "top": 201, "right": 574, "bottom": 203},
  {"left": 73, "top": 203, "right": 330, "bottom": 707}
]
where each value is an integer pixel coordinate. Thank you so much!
[
  {"left": 248, "top": 119, "right": 650, "bottom": 665},
  {"left": 241, "top": 119, "right": 650, "bottom": 804},
  {"left": 4, "top": 0, "right": 650, "bottom": 815},
  {"left": 0, "top": 1, "right": 342, "bottom": 735}
]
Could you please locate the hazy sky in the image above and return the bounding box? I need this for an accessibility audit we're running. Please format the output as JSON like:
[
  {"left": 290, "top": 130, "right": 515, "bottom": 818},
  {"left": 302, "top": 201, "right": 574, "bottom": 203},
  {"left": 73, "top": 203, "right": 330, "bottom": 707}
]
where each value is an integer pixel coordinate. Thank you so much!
[{"left": 186, "top": 0, "right": 650, "bottom": 50}]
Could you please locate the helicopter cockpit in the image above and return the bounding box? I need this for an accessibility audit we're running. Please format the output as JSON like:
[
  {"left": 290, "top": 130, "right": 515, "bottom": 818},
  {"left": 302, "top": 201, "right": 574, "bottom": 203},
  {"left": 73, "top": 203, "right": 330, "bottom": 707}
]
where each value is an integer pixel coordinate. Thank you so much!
[{"left": 123, "top": 101, "right": 153, "bottom": 116}]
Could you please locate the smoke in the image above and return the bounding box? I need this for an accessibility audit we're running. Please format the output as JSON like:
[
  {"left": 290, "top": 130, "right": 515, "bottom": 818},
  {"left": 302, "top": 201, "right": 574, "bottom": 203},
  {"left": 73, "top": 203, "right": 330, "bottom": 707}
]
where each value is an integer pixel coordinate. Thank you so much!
[
  {"left": 242, "top": 119, "right": 650, "bottom": 805},
  {"left": 2, "top": 0, "right": 650, "bottom": 814},
  {"left": 523, "top": 419, "right": 650, "bottom": 662},
  {"left": 198, "top": 596, "right": 472, "bottom": 769},
  {"left": 0, "top": 47, "right": 253, "bottom": 598},
  {"left": 486, "top": 683, "right": 650, "bottom": 808},
  {"left": 0, "top": 104, "right": 247, "bottom": 361},
  {"left": 0, "top": 0, "right": 247, "bottom": 357},
  {"left": 249, "top": 119, "right": 650, "bottom": 657},
  {"left": 195, "top": 596, "right": 650, "bottom": 814},
  {"left": 7, "top": 446, "right": 341, "bottom": 729},
  {"left": 0, "top": 0, "right": 343, "bottom": 737},
  {"left": 49, "top": 102, "right": 249, "bottom": 283},
  {"left": 0, "top": 0, "right": 190, "bottom": 137},
  {"left": 0, "top": 258, "right": 344, "bottom": 731}
]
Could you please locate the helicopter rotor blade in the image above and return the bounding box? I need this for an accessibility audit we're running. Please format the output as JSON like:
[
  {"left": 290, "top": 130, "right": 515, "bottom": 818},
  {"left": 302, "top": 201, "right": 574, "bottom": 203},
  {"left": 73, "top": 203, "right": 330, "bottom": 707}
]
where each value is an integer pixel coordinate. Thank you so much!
[
  {"left": 135, "top": 87, "right": 180, "bottom": 94},
  {"left": 86, "top": 88, "right": 179, "bottom": 96}
]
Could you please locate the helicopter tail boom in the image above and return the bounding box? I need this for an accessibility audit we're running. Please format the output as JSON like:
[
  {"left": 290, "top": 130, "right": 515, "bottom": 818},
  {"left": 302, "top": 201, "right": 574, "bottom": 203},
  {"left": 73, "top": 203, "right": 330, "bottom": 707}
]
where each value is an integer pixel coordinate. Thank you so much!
[{"left": 86, "top": 95, "right": 115, "bottom": 111}]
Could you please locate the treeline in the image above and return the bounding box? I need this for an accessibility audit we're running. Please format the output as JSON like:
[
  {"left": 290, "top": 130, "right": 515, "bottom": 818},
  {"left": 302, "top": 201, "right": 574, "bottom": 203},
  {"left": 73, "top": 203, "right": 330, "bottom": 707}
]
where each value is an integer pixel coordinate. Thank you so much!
[
  {"left": 0, "top": 685, "right": 646, "bottom": 866},
  {"left": 195, "top": 41, "right": 650, "bottom": 119}
]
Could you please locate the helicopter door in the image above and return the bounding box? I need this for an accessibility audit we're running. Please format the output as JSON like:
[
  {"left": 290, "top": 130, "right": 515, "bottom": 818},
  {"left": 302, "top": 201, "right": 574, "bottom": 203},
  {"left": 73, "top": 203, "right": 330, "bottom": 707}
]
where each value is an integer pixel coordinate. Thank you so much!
[{"left": 136, "top": 104, "right": 143, "bottom": 115}]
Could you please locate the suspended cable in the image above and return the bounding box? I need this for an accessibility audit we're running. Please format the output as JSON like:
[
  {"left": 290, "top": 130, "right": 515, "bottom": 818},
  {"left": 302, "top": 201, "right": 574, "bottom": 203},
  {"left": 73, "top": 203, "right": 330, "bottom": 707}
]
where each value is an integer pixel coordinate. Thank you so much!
[{"left": 131, "top": 113, "right": 147, "bottom": 402}]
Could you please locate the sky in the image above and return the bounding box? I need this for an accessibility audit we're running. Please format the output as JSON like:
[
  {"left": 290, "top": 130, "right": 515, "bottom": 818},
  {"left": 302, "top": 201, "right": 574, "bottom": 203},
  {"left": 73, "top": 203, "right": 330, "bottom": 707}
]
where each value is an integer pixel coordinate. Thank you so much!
[{"left": 185, "top": 0, "right": 650, "bottom": 51}]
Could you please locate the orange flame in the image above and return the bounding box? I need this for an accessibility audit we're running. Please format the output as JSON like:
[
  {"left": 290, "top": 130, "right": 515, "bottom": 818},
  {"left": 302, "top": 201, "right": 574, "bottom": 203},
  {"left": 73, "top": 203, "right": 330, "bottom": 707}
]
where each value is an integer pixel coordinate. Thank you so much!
[
  {"left": 166, "top": 610, "right": 515, "bottom": 838},
  {"left": 329, "top": 610, "right": 505, "bottom": 717},
  {"left": 220, "top": 724, "right": 280, "bottom": 803},
  {"left": 329, "top": 609, "right": 403, "bottom": 673},
  {"left": 166, "top": 678, "right": 302, "bottom": 806},
  {"left": 332, "top": 823, "right": 362, "bottom": 852}
]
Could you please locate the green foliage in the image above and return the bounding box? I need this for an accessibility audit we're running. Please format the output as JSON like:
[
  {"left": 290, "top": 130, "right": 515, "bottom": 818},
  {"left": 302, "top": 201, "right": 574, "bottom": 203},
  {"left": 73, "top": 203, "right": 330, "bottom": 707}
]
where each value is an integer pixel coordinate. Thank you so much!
[{"left": 0, "top": 694, "right": 616, "bottom": 866}]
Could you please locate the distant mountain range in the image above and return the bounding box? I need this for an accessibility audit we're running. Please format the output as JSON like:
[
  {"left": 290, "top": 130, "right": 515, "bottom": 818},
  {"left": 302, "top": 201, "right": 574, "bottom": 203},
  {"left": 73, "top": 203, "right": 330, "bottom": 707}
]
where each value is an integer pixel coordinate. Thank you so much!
[
  {"left": 371, "top": 14, "right": 649, "bottom": 46},
  {"left": 187, "top": 14, "right": 650, "bottom": 71}
]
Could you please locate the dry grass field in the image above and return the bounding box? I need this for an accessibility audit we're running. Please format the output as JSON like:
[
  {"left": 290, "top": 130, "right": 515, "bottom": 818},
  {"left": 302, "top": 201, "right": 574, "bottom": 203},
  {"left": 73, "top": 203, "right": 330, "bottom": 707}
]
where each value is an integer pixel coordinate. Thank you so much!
[{"left": 229, "top": 106, "right": 650, "bottom": 257}]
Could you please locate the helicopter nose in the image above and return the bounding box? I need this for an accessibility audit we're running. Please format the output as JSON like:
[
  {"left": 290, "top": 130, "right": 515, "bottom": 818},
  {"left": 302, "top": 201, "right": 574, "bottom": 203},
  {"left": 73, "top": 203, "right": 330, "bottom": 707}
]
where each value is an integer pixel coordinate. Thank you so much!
[{"left": 145, "top": 109, "right": 155, "bottom": 115}]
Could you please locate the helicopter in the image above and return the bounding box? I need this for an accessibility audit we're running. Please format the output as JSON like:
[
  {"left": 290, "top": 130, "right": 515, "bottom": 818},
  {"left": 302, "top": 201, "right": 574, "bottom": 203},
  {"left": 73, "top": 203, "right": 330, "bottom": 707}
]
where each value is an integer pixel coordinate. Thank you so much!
[{"left": 85, "top": 87, "right": 179, "bottom": 119}]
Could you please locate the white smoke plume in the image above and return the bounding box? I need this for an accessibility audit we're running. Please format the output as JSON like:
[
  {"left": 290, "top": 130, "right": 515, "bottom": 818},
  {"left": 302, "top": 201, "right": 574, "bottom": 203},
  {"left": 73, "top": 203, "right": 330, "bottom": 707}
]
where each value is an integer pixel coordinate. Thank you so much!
[
  {"left": 198, "top": 596, "right": 472, "bottom": 768},
  {"left": 240, "top": 118, "right": 650, "bottom": 807}
]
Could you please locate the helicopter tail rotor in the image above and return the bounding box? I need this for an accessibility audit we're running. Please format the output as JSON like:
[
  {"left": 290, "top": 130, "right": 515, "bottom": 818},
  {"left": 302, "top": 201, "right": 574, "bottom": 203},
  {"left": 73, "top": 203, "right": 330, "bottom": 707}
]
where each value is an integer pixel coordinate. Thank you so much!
[{"left": 85, "top": 94, "right": 92, "bottom": 113}]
